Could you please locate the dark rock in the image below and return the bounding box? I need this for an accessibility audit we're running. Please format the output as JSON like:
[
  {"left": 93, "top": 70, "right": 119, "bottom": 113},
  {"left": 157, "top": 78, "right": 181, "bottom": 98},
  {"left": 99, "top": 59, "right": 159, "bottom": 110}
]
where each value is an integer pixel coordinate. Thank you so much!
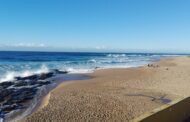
[
  {"left": 14, "top": 81, "right": 28, "bottom": 87},
  {"left": 15, "top": 80, "right": 51, "bottom": 88},
  {"left": 38, "top": 80, "right": 51, "bottom": 86},
  {"left": 14, "top": 80, "right": 44, "bottom": 87},
  {"left": 15, "top": 72, "right": 54, "bottom": 81},
  {"left": 1, "top": 104, "right": 24, "bottom": 113},
  {"left": 39, "top": 72, "right": 54, "bottom": 80},
  {"left": 0, "top": 88, "right": 15, "bottom": 98},
  {"left": 53, "top": 69, "right": 68, "bottom": 74},
  {"left": 28, "top": 80, "right": 38, "bottom": 85},
  {"left": 0, "top": 112, "right": 5, "bottom": 118},
  {"left": 15, "top": 75, "right": 38, "bottom": 81},
  {"left": 0, "top": 72, "right": 55, "bottom": 119},
  {"left": 9, "top": 96, "right": 34, "bottom": 104},
  {"left": 0, "top": 82, "right": 14, "bottom": 89},
  {"left": 14, "top": 80, "right": 38, "bottom": 87},
  {"left": 0, "top": 98, "right": 4, "bottom": 103},
  {"left": 12, "top": 87, "right": 38, "bottom": 96},
  {"left": 9, "top": 87, "right": 38, "bottom": 104}
]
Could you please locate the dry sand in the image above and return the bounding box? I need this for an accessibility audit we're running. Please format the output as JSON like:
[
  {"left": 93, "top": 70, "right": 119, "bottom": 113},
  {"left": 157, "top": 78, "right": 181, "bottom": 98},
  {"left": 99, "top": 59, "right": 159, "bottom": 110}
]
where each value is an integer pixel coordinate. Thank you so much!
[{"left": 21, "top": 57, "right": 190, "bottom": 122}]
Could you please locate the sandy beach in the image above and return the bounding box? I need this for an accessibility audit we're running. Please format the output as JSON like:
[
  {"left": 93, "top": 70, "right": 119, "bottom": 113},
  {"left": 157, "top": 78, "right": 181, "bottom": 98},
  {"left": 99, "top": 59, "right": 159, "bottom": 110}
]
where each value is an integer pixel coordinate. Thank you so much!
[{"left": 21, "top": 57, "right": 190, "bottom": 122}]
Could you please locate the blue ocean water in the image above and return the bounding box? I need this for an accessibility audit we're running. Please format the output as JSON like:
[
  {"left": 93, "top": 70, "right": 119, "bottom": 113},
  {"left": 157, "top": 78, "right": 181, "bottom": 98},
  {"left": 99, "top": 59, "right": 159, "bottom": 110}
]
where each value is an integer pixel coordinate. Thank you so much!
[{"left": 0, "top": 51, "right": 184, "bottom": 82}]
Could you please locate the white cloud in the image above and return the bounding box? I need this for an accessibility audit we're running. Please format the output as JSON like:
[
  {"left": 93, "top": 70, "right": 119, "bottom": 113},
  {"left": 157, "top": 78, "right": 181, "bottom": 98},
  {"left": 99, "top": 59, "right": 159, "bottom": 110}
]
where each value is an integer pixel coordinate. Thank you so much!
[
  {"left": 95, "top": 46, "right": 107, "bottom": 50},
  {"left": 12, "top": 43, "right": 46, "bottom": 48}
]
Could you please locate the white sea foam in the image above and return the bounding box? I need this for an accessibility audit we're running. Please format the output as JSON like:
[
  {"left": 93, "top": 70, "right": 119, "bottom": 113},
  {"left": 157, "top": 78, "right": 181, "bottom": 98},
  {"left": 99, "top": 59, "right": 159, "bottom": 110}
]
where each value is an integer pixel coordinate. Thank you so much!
[
  {"left": 0, "top": 72, "right": 16, "bottom": 83},
  {"left": 66, "top": 68, "right": 94, "bottom": 74},
  {"left": 34, "top": 64, "right": 49, "bottom": 74},
  {"left": 88, "top": 59, "right": 97, "bottom": 63},
  {"left": 0, "top": 118, "right": 3, "bottom": 122},
  {"left": 107, "top": 54, "right": 127, "bottom": 58},
  {"left": 0, "top": 64, "right": 49, "bottom": 83}
]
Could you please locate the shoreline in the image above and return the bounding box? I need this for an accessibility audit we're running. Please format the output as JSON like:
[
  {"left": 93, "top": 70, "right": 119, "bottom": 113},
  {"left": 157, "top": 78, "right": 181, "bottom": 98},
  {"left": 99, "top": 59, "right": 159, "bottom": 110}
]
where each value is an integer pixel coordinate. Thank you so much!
[
  {"left": 25, "top": 58, "right": 164, "bottom": 116},
  {"left": 16, "top": 74, "right": 91, "bottom": 122},
  {"left": 27, "top": 58, "right": 164, "bottom": 115},
  {"left": 22, "top": 56, "right": 190, "bottom": 122},
  {"left": 32, "top": 80, "right": 80, "bottom": 114}
]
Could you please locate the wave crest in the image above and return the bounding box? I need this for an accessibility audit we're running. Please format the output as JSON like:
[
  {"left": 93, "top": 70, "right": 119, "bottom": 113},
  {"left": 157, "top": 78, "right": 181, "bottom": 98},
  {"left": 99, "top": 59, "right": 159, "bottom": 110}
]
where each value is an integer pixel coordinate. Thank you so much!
[{"left": 107, "top": 54, "right": 127, "bottom": 58}]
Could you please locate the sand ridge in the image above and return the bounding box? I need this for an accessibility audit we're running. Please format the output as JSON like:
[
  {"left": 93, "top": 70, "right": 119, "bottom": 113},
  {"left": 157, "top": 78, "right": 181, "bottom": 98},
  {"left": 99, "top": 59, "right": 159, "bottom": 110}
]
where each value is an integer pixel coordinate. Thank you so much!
[{"left": 21, "top": 57, "right": 190, "bottom": 122}]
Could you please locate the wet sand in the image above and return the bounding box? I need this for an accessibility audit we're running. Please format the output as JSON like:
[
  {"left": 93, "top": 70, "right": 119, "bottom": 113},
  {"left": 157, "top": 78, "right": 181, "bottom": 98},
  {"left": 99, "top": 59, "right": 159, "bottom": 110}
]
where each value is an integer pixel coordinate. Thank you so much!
[{"left": 21, "top": 57, "right": 190, "bottom": 122}]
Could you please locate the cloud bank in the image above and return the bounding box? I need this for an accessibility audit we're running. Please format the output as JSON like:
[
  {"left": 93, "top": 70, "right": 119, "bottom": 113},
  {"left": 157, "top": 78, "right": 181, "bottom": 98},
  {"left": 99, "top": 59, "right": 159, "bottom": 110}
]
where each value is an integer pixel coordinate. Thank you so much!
[{"left": 12, "top": 43, "right": 46, "bottom": 48}]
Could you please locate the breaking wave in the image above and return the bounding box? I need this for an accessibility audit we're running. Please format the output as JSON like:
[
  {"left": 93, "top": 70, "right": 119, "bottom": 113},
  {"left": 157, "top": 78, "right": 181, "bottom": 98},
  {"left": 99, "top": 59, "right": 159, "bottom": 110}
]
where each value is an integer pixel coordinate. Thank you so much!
[
  {"left": 107, "top": 54, "right": 127, "bottom": 58},
  {"left": 0, "top": 64, "right": 49, "bottom": 82}
]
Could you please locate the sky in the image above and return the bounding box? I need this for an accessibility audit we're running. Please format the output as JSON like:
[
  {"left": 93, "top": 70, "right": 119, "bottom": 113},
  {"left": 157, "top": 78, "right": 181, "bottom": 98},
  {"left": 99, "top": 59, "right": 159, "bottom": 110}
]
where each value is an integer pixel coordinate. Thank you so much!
[{"left": 0, "top": 0, "right": 190, "bottom": 53}]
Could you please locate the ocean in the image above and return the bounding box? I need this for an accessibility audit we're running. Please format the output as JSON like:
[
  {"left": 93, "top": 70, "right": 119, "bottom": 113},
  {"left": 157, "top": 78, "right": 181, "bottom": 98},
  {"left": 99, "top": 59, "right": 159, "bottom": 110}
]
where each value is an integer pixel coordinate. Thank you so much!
[{"left": 0, "top": 51, "right": 184, "bottom": 82}]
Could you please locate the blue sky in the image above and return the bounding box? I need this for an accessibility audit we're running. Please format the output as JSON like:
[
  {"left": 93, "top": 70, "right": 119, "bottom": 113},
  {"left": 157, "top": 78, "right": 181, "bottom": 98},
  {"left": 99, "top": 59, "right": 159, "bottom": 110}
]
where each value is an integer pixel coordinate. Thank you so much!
[{"left": 0, "top": 0, "right": 190, "bottom": 53}]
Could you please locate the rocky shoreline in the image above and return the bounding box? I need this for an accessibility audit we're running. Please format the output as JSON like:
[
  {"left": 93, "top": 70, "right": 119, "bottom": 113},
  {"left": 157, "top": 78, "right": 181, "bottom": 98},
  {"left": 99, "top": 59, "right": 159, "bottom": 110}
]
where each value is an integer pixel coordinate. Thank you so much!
[{"left": 0, "top": 69, "right": 68, "bottom": 122}]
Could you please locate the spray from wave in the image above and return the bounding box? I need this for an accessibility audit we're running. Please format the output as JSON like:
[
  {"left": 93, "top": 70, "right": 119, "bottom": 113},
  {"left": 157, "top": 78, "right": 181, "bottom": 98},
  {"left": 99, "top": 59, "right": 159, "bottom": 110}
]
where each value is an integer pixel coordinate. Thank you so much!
[{"left": 0, "top": 64, "right": 49, "bottom": 83}]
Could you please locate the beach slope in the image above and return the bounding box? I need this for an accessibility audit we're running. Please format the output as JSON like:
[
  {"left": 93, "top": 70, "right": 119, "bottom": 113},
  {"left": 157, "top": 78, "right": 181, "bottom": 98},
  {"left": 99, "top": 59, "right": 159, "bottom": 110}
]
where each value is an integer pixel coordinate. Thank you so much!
[{"left": 22, "top": 57, "right": 190, "bottom": 122}]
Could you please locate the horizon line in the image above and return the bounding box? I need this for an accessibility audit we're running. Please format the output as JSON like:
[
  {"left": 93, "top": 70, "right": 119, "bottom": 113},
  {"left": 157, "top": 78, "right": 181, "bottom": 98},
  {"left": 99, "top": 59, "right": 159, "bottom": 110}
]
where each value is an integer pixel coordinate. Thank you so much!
[{"left": 0, "top": 50, "right": 189, "bottom": 55}]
